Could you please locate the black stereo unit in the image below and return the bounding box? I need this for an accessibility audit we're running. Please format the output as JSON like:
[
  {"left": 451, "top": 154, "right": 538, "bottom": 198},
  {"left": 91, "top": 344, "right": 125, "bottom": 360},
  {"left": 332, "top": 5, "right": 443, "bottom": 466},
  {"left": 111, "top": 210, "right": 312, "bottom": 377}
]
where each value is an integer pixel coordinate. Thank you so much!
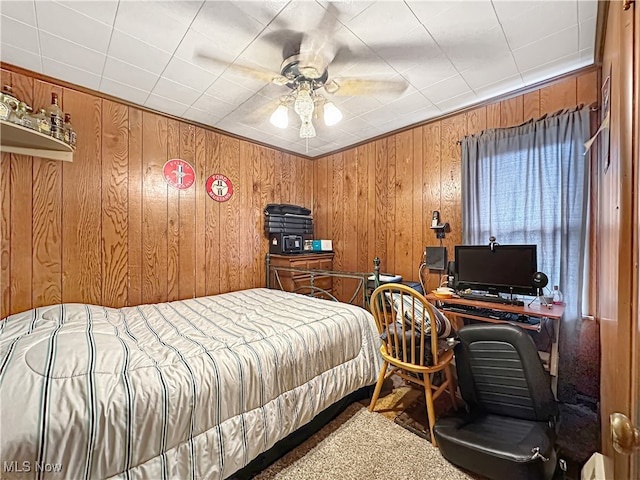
[{"left": 269, "top": 233, "right": 304, "bottom": 254}]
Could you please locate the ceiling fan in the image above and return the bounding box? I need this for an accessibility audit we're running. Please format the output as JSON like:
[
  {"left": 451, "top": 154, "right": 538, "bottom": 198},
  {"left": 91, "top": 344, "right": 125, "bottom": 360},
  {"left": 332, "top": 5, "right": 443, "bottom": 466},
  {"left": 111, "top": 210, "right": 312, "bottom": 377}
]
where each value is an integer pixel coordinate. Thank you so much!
[{"left": 194, "top": 3, "right": 409, "bottom": 141}]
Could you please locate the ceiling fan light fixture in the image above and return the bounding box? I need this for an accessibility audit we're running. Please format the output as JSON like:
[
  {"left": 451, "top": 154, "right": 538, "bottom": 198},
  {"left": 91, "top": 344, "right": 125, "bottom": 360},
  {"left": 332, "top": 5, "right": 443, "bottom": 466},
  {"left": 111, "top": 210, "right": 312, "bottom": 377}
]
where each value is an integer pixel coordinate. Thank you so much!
[
  {"left": 299, "top": 119, "right": 316, "bottom": 139},
  {"left": 323, "top": 101, "right": 342, "bottom": 126},
  {"left": 270, "top": 104, "right": 289, "bottom": 129},
  {"left": 293, "top": 83, "right": 315, "bottom": 117}
]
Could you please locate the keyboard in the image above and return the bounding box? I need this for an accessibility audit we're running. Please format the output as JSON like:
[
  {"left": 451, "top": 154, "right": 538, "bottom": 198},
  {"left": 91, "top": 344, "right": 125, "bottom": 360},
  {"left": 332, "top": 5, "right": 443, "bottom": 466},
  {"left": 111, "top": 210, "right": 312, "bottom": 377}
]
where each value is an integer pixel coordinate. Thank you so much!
[
  {"left": 458, "top": 293, "right": 524, "bottom": 306},
  {"left": 441, "top": 305, "right": 540, "bottom": 325}
]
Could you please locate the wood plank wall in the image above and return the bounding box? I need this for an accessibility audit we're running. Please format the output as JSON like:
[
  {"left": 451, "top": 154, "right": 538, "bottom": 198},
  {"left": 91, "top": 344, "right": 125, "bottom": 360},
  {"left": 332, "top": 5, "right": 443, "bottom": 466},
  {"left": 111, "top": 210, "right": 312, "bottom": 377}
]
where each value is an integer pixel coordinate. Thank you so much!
[
  {"left": 0, "top": 68, "right": 312, "bottom": 318},
  {"left": 313, "top": 70, "right": 599, "bottom": 301}
]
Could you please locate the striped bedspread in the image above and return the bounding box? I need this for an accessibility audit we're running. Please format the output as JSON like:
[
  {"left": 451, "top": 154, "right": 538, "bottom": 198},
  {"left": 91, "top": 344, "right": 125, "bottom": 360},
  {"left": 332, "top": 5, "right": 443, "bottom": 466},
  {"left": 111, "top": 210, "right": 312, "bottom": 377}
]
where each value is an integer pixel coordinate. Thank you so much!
[{"left": 0, "top": 288, "right": 382, "bottom": 480}]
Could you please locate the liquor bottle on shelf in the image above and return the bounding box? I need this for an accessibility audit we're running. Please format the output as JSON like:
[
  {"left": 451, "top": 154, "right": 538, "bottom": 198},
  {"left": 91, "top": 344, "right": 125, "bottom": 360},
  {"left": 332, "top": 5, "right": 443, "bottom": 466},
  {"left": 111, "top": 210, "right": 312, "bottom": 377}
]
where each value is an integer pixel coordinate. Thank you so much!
[
  {"left": 9, "top": 102, "right": 34, "bottom": 129},
  {"left": 552, "top": 285, "right": 564, "bottom": 305},
  {"left": 63, "top": 113, "right": 76, "bottom": 148},
  {"left": 33, "top": 108, "right": 51, "bottom": 135},
  {"left": 0, "top": 85, "right": 19, "bottom": 121},
  {"left": 47, "top": 92, "right": 64, "bottom": 141}
]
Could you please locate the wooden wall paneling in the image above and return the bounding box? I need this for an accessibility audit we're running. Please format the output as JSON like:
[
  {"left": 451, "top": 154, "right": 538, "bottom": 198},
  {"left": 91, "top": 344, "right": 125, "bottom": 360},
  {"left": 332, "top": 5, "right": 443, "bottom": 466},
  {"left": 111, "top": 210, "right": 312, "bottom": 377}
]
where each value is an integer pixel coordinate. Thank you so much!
[
  {"left": 302, "top": 155, "right": 313, "bottom": 210},
  {"left": 364, "top": 143, "right": 376, "bottom": 273},
  {"left": 315, "top": 157, "right": 329, "bottom": 239},
  {"left": 466, "top": 106, "right": 487, "bottom": 137},
  {"left": 238, "top": 141, "right": 255, "bottom": 290},
  {"left": 128, "top": 108, "right": 143, "bottom": 306},
  {"left": 394, "top": 130, "right": 414, "bottom": 280},
  {"left": 355, "top": 145, "right": 370, "bottom": 272},
  {"left": 385, "top": 137, "right": 396, "bottom": 274},
  {"left": 342, "top": 148, "right": 359, "bottom": 296},
  {"left": 61, "top": 89, "right": 102, "bottom": 305},
  {"left": 422, "top": 122, "right": 443, "bottom": 293},
  {"left": 331, "top": 153, "right": 345, "bottom": 301},
  {"left": 279, "top": 151, "right": 290, "bottom": 204},
  {"left": 9, "top": 72, "right": 34, "bottom": 313},
  {"left": 577, "top": 70, "right": 599, "bottom": 105},
  {"left": 500, "top": 96, "right": 524, "bottom": 127},
  {"left": 219, "top": 136, "right": 240, "bottom": 293},
  {"left": 540, "top": 77, "right": 577, "bottom": 115},
  {"left": 411, "top": 127, "right": 424, "bottom": 283},
  {"left": 440, "top": 114, "right": 466, "bottom": 253},
  {"left": 523, "top": 91, "right": 541, "bottom": 122},
  {"left": 101, "top": 100, "right": 129, "bottom": 307},
  {"left": 260, "top": 146, "right": 276, "bottom": 287},
  {"left": 141, "top": 112, "right": 168, "bottom": 304},
  {"left": 0, "top": 70, "right": 9, "bottom": 316},
  {"left": 166, "top": 120, "right": 180, "bottom": 302},
  {"left": 194, "top": 128, "right": 207, "bottom": 297},
  {"left": 251, "top": 147, "right": 263, "bottom": 288},
  {"left": 178, "top": 123, "right": 196, "bottom": 300},
  {"left": 486, "top": 102, "right": 501, "bottom": 129},
  {"left": 204, "top": 131, "right": 221, "bottom": 296},
  {"left": 0, "top": 151, "right": 9, "bottom": 317},
  {"left": 374, "top": 139, "right": 388, "bottom": 272}
]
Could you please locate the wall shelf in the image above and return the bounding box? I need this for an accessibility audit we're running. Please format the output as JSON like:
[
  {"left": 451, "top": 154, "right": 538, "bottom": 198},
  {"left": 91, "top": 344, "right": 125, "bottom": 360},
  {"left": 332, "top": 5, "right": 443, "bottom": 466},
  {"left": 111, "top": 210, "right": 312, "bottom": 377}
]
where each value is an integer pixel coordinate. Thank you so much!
[{"left": 0, "top": 119, "right": 73, "bottom": 162}]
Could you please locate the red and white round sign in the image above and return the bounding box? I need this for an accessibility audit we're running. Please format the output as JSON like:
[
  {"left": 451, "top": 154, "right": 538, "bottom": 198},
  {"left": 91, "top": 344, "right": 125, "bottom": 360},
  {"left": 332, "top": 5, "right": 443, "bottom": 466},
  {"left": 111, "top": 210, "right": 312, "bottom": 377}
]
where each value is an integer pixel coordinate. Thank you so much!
[
  {"left": 206, "top": 174, "right": 233, "bottom": 202},
  {"left": 163, "top": 159, "right": 195, "bottom": 190}
]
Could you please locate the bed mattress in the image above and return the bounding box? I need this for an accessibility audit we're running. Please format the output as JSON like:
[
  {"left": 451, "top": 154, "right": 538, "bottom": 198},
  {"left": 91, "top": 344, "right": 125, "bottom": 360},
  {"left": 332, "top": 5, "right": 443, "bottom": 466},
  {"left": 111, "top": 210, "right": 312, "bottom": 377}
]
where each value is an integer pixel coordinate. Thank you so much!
[{"left": 0, "top": 288, "right": 381, "bottom": 479}]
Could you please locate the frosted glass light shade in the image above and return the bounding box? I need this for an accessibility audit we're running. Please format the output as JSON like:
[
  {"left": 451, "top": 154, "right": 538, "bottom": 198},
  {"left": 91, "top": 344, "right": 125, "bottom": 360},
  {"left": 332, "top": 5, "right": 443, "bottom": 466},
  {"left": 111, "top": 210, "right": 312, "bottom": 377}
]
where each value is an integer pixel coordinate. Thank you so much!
[
  {"left": 323, "top": 101, "right": 343, "bottom": 126},
  {"left": 270, "top": 104, "right": 289, "bottom": 129}
]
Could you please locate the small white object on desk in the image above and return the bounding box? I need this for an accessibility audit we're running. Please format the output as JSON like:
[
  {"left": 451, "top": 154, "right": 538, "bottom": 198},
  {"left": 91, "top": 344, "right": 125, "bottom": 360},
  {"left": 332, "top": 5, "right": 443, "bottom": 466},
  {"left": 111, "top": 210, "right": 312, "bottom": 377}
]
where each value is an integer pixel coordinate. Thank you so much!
[{"left": 369, "top": 274, "right": 403, "bottom": 283}]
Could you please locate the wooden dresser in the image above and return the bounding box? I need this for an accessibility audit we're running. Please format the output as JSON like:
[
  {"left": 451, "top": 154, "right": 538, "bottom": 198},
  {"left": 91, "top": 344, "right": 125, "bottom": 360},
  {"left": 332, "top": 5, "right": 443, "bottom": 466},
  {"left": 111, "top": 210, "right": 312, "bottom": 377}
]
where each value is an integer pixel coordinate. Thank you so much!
[{"left": 268, "top": 253, "right": 334, "bottom": 298}]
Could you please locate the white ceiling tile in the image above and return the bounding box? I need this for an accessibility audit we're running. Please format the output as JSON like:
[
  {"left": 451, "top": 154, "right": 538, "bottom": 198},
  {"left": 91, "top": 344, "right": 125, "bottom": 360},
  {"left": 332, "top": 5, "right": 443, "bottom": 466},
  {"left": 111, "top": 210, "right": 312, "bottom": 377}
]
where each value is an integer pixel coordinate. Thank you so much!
[
  {"left": 1, "top": 15, "right": 39, "bottom": 53},
  {"left": 578, "top": 0, "right": 598, "bottom": 22},
  {"left": 56, "top": 1, "right": 118, "bottom": 27},
  {"left": 99, "top": 77, "right": 149, "bottom": 106},
  {"left": 145, "top": 93, "right": 190, "bottom": 118},
  {"left": 152, "top": 77, "right": 201, "bottom": 106},
  {"left": 190, "top": 1, "right": 264, "bottom": 58},
  {"left": 339, "top": 95, "right": 384, "bottom": 117},
  {"left": 162, "top": 57, "right": 219, "bottom": 92},
  {"left": 500, "top": 1, "right": 577, "bottom": 50},
  {"left": 420, "top": 74, "right": 472, "bottom": 105},
  {"left": 416, "top": 1, "right": 500, "bottom": 40},
  {"left": 191, "top": 93, "right": 237, "bottom": 118},
  {"left": 0, "top": 1, "right": 36, "bottom": 26},
  {"left": 230, "top": 0, "right": 288, "bottom": 26},
  {"left": 102, "top": 56, "right": 159, "bottom": 92},
  {"left": 461, "top": 54, "right": 519, "bottom": 90},
  {"left": 35, "top": 1, "right": 112, "bottom": 53},
  {"left": 473, "top": 74, "right": 525, "bottom": 102},
  {"left": 0, "top": 43, "right": 41, "bottom": 73},
  {"left": 114, "top": 1, "right": 201, "bottom": 54},
  {"left": 402, "top": 54, "right": 459, "bottom": 90},
  {"left": 436, "top": 90, "right": 479, "bottom": 114},
  {"left": 491, "top": 1, "right": 542, "bottom": 22},
  {"left": 579, "top": 46, "right": 595, "bottom": 64},
  {"left": 521, "top": 52, "right": 586, "bottom": 85},
  {"left": 107, "top": 29, "right": 172, "bottom": 75},
  {"left": 442, "top": 26, "right": 511, "bottom": 73},
  {"left": 205, "top": 76, "right": 257, "bottom": 105},
  {"left": 39, "top": 32, "right": 105, "bottom": 75},
  {"left": 513, "top": 25, "right": 579, "bottom": 72},
  {"left": 182, "top": 106, "right": 225, "bottom": 126},
  {"left": 317, "top": 0, "right": 375, "bottom": 22},
  {"left": 345, "top": 1, "right": 421, "bottom": 45},
  {"left": 579, "top": 18, "right": 597, "bottom": 50},
  {"left": 42, "top": 57, "right": 101, "bottom": 90},
  {"left": 365, "top": 26, "right": 441, "bottom": 73}
]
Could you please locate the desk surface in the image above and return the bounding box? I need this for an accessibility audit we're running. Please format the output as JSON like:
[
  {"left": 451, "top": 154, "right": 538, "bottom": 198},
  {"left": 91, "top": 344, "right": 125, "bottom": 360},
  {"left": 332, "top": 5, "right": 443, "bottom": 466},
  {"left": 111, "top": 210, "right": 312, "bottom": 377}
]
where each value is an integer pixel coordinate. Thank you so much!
[{"left": 425, "top": 293, "right": 565, "bottom": 319}]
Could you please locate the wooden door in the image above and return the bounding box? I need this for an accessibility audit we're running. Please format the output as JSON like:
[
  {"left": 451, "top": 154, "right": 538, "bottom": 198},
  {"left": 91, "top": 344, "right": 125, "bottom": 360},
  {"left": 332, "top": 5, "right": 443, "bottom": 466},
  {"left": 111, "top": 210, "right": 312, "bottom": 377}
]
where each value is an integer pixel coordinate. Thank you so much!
[{"left": 598, "top": 1, "right": 638, "bottom": 478}]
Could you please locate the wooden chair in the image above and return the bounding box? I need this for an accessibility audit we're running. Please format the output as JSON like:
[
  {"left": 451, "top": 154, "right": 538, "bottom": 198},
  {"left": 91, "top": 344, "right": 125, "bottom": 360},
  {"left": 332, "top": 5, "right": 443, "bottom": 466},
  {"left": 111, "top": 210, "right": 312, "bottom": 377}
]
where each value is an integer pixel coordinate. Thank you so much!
[{"left": 368, "top": 283, "right": 457, "bottom": 447}]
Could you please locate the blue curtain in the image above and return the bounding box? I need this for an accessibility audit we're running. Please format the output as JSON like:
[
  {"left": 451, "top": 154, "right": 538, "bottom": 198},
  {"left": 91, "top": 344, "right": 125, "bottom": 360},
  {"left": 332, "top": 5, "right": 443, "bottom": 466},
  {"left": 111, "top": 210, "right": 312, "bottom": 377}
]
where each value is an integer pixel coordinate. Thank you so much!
[{"left": 461, "top": 107, "right": 590, "bottom": 402}]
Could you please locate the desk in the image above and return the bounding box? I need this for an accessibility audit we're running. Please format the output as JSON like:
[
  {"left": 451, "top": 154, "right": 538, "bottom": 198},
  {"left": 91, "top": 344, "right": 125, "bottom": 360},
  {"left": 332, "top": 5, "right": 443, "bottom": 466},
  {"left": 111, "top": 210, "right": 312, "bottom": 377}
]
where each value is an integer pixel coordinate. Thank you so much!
[{"left": 425, "top": 293, "right": 564, "bottom": 395}]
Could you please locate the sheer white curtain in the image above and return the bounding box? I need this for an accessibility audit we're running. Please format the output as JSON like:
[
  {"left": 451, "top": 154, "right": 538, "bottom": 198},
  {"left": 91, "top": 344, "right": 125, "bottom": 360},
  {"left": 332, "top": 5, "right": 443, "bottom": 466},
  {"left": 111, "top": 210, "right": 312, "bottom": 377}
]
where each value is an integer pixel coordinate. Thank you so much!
[{"left": 461, "top": 107, "right": 590, "bottom": 402}]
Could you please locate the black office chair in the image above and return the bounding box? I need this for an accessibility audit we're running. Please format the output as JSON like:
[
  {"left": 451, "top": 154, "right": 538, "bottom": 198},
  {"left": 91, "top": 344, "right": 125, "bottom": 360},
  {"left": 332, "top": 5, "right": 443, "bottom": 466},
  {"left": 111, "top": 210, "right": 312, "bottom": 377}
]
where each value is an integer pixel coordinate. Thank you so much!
[{"left": 433, "top": 323, "right": 559, "bottom": 480}]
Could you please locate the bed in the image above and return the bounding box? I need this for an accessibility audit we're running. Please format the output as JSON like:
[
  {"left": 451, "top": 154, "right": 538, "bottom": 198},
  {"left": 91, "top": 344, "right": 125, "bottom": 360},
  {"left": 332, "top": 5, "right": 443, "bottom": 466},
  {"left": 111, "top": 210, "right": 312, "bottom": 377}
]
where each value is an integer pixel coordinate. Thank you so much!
[{"left": 0, "top": 288, "right": 382, "bottom": 479}]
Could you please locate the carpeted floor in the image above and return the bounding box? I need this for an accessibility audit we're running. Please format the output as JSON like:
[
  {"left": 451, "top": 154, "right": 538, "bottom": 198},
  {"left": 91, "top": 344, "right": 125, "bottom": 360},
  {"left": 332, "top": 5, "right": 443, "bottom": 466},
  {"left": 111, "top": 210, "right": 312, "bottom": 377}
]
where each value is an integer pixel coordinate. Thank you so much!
[{"left": 253, "top": 402, "right": 475, "bottom": 480}]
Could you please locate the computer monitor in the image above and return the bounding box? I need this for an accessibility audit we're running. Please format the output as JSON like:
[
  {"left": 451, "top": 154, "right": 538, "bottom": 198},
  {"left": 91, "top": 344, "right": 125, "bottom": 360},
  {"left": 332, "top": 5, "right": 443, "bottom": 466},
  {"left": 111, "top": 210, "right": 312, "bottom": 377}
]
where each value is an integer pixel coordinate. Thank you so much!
[{"left": 454, "top": 244, "right": 538, "bottom": 296}]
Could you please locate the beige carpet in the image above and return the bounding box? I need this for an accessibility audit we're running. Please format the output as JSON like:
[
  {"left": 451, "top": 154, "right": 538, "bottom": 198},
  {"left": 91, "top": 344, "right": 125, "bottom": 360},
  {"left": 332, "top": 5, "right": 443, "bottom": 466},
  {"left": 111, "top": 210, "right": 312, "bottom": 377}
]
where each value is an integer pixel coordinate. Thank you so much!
[{"left": 253, "top": 403, "right": 474, "bottom": 480}]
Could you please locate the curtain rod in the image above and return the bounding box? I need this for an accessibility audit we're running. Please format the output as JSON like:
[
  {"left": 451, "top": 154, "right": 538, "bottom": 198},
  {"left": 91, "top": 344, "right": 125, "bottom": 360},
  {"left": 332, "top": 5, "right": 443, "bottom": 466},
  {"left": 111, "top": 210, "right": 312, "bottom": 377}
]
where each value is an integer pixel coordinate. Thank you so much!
[{"left": 455, "top": 102, "right": 600, "bottom": 145}]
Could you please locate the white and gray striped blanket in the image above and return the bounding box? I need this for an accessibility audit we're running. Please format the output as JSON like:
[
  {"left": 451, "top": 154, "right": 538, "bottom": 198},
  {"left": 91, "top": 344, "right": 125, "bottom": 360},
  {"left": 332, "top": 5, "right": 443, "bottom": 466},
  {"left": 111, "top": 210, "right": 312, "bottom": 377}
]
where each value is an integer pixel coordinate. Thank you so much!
[{"left": 0, "top": 288, "right": 382, "bottom": 479}]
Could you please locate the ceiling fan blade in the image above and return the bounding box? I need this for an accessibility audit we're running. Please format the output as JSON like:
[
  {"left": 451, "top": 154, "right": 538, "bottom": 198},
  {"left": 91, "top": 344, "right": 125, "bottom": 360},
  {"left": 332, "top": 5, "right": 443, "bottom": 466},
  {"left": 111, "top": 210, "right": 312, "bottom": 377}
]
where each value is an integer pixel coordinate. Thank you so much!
[
  {"left": 194, "top": 50, "right": 289, "bottom": 86},
  {"left": 297, "top": 3, "right": 340, "bottom": 78},
  {"left": 326, "top": 78, "right": 409, "bottom": 97}
]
